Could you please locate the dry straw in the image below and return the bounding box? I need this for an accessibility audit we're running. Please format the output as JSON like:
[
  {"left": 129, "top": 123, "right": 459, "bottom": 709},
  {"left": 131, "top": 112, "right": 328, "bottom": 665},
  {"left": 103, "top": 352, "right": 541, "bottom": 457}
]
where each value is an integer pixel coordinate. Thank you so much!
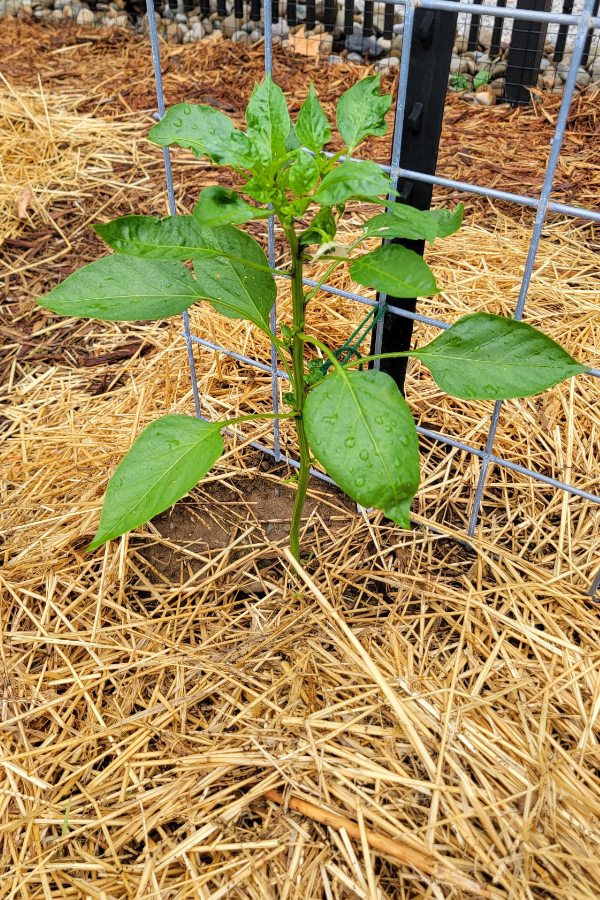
[{"left": 2, "top": 23, "right": 600, "bottom": 900}]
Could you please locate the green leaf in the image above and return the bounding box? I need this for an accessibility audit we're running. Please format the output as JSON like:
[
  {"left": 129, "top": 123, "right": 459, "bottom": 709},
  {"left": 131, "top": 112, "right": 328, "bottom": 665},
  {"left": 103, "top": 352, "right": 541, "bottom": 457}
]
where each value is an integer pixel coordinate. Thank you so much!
[
  {"left": 299, "top": 207, "right": 337, "bottom": 246},
  {"left": 193, "top": 225, "right": 276, "bottom": 330},
  {"left": 362, "top": 209, "right": 437, "bottom": 244},
  {"left": 304, "top": 368, "right": 419, "bottom": 528},
  {"left": 243, "top": 175, "right": 273, "bottom": 204},
  {"left": 313, "top": 160, "right": 392, "bottom": 206},
  {"left": 94, "top": 215, "right": 218, "bottom": 261},
  {"left": 336, "top": 74, "right": 392, "bottom": 153},
  {"left": 36, "top": 256, "right": 200, "bottom": 321},
  {"left": 413, "top": 312, "right": 589, "bottom": 400},
  {"left": 193, "top": 186, "right": 271, "bottom": 228},
  {"left": 428, "top": 203, "right": 464, "bottom": 239},
  {"left": 473, "top": 71, "right": 490, "bottom": 89},
  {"left": 148, "top": 103, "right": 256, "bottom": 170},
  {"left": 295, "top": 83, "right": 331, "bottom": 153},
  {"left": 285, "top": 123, "right": 302, "bottom": 152},
  {"left": 88, "top": 415, "right": 224, "bottom": 550},
  {"left": 288, "top": 150, "right": 320, "bottom": 197},
  {"left": 350, "top": 244, "right": 438, "bottom": 298},
  {"left": 246, "top": 75, "right": 292, "bottom": 167}
]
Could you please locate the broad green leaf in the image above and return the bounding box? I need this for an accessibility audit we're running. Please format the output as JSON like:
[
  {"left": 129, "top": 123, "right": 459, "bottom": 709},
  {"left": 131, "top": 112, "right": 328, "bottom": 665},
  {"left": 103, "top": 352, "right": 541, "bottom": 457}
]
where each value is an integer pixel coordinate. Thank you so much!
[
  {"left": 414, "top": 312, "right": 589, "bottom": 400},
  {"left": 88, "top": 415, "right": 223, "bottom": 550},
  {"left": 94, "top": 215, "right": 218, "bottom": 261},
  {"left": 193, "top": 186, "right": 271, "bottom": 228},
  {"left": 148, "top": 103, "right": 256, "bottom": 170},
  {"left": 246, "top": 75, "right": 291, "bottom": 167},
  {"left": 350, "top": 244, "right": 438, "bottom": 298},
  {"left": 288, "top": 150, "right": 319, "bottom": 197},
  {"left": 336, "top": 74, "right": 392, "bottom": 153},
  {"left": 313, "top": 160, "right": 392, "bottom": 206},
  {"left": 193, "top": 225, "right": 276, "bottom": 330},
  {"left": 362, "top": 209, "right": 437, "bottom": 244},
  {"left": 299, "top": 207, "right": 337, "bottom": 246},
  {"left": 428, "top": 203, "right": 464, "bottom": 239},
  {"left": 37, "top": 256, "right": 200, "bottom": 321},
  {"left": 304, "top": 368, "right": 419, "bottom": 528},
  {"left": 295, "top": 83, "right": 331, "bottom": 153}
]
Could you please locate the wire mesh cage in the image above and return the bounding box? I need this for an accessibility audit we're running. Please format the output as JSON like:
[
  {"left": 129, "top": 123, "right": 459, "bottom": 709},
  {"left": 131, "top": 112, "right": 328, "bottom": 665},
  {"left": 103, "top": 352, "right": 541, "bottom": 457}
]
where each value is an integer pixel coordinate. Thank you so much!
[{"left": 144, "top": 0, "right": 600, "bottom": 596}]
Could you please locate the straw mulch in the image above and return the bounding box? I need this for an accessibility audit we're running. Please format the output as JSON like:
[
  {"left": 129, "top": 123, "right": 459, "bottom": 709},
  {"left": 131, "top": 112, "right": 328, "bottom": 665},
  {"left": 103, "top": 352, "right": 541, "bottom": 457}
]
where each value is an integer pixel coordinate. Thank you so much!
[{"left": 2, "top": 20, "right": 600, "bottom": 900}]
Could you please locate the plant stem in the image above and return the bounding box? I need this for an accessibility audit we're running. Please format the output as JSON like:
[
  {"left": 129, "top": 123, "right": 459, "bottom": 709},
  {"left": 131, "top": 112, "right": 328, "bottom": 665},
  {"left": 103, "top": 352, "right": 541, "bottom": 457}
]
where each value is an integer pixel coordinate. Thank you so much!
[{"left": 286, "top": 225, "right": 311, "bottom": 562}]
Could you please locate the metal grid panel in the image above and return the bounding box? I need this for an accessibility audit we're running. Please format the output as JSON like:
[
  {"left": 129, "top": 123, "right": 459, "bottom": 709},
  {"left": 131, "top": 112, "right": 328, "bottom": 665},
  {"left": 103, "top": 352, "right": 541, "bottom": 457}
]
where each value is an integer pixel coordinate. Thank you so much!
[{"left": 145, "top": 0, "right": 600, "bottom": 594}]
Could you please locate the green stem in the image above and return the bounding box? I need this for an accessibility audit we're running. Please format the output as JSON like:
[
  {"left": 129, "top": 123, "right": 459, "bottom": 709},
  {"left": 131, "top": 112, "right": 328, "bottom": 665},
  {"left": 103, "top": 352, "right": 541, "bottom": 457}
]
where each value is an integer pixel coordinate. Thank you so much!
[
  {"left": 303, "top": 237, "right": 364, "bottom": 304},
  {"left": 225, "top": 412, "right": 297, "bottom": 427},
  {"left": 338, "top": 350, "right": 412, "bottom": 369},
  {"left": 285, "top": 225, "right": 311, "bottom": 562}
]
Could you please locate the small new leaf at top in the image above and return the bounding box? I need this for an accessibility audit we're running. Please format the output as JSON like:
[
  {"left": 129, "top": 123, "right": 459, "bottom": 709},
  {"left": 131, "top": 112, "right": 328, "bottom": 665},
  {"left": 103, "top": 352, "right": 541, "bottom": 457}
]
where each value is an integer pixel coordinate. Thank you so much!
[
  {"left": 295, "top": 83, "right": 331, "bottom": 153},
  {"left": 336, "top": 74, "right": 392, "bottom": 154},
  {"left": 245, "top": 74, "right": 292, "bottom": 170}
]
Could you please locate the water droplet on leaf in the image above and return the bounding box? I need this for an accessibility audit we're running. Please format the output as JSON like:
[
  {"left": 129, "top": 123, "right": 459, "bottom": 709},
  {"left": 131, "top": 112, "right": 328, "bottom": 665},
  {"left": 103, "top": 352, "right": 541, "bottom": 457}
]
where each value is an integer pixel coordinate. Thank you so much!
[
  {"left": 344, "top": 436, "right": 356, "bottom": 448},
  {"left": 359, "top": 449, "right": 369, "bottom": 461},
  {"left": 354, "top": 476, "right": 365, "bottom": 487}
]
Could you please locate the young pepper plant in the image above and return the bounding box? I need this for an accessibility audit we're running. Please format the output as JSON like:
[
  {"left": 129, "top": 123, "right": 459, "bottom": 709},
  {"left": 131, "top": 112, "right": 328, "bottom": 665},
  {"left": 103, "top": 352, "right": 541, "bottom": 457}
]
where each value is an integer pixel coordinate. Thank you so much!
[{"left": 38, "top": 75, "right": 590, "bottom": 560}]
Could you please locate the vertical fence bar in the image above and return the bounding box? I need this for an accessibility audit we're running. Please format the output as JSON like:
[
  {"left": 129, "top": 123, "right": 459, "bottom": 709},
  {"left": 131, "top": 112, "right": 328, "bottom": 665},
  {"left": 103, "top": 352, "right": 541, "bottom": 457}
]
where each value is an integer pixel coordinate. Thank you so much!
[
  {"left": 145, "top": 0, "right": 201, "bottom": 420},
  {"left": 467, "top": 0, "right": 598, "bottom": 537},
  {"left": 264, "top": 0, "right": 281, "bottom": 462}
]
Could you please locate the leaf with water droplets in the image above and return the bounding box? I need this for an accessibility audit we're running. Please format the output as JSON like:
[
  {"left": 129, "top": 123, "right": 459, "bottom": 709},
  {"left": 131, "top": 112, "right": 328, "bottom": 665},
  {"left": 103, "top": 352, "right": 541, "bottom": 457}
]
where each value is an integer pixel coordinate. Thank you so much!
[
  {"left": 149, "top": 103, "right": 257, "bottom": 170},
  {"left": 414, "top": 311, "right": 589, "bottom": 400},
  {"left": 37, "top": 256, "right": 201, "bottom": 321},
  {"left": 304, "top": 368, "right": 419, "bottom": 527},
  {"left": 88, "top": 415, "right": 224, "bottom": 550}
]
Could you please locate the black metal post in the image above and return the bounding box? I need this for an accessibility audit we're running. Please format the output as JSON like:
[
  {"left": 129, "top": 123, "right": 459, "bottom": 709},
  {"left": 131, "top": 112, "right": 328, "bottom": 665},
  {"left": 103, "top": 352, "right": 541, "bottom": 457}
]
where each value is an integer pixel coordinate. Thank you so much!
[
  {"left": 581, "top": 0, "right": 600, "bottom": 66},
  {"left": 324, "top": 0, "right": 336, "bottom": 32},
  {"left": 553, "top": 0, "right": 574, "bottom": 64},
  {"left": 369, "top": 7, "right": 457, "bottom": 393},
  {"left": 363, "top": 0, "right": 374, "bottom": 37},
  {"left": 490, "top": 0, "right": 507, "bottom": 58},
  {"left": 467, "top": 0, "right": 483, "bottom": 51},
  {"left": 383, "top": 3, "right": 395, "bottom": 40},
  {"left": 344, "top": 0, "right": 354, "bottom": 35},
  {"left": 503, "top": 0, "right": 552, "bottom": 105}
]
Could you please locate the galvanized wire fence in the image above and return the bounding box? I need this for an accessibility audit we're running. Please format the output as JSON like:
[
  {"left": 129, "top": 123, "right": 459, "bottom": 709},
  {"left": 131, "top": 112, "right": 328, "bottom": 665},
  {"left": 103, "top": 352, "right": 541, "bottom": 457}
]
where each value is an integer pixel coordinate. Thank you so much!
[{"left": 145, "top": 0, "right": 600, "bottom": 595}]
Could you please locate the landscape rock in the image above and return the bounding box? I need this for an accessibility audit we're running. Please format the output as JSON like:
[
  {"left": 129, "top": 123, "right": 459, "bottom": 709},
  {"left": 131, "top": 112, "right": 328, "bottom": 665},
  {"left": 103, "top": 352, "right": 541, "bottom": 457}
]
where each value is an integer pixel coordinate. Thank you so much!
[
  {"left": 76, "top": 6, "right": 93, "bottom": 23},
  {"left": 231, "top": 29, "right": 250, "bottom": 43},
  {"left": 221, "top": 11, "right": 239, "bottom": 36}
]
